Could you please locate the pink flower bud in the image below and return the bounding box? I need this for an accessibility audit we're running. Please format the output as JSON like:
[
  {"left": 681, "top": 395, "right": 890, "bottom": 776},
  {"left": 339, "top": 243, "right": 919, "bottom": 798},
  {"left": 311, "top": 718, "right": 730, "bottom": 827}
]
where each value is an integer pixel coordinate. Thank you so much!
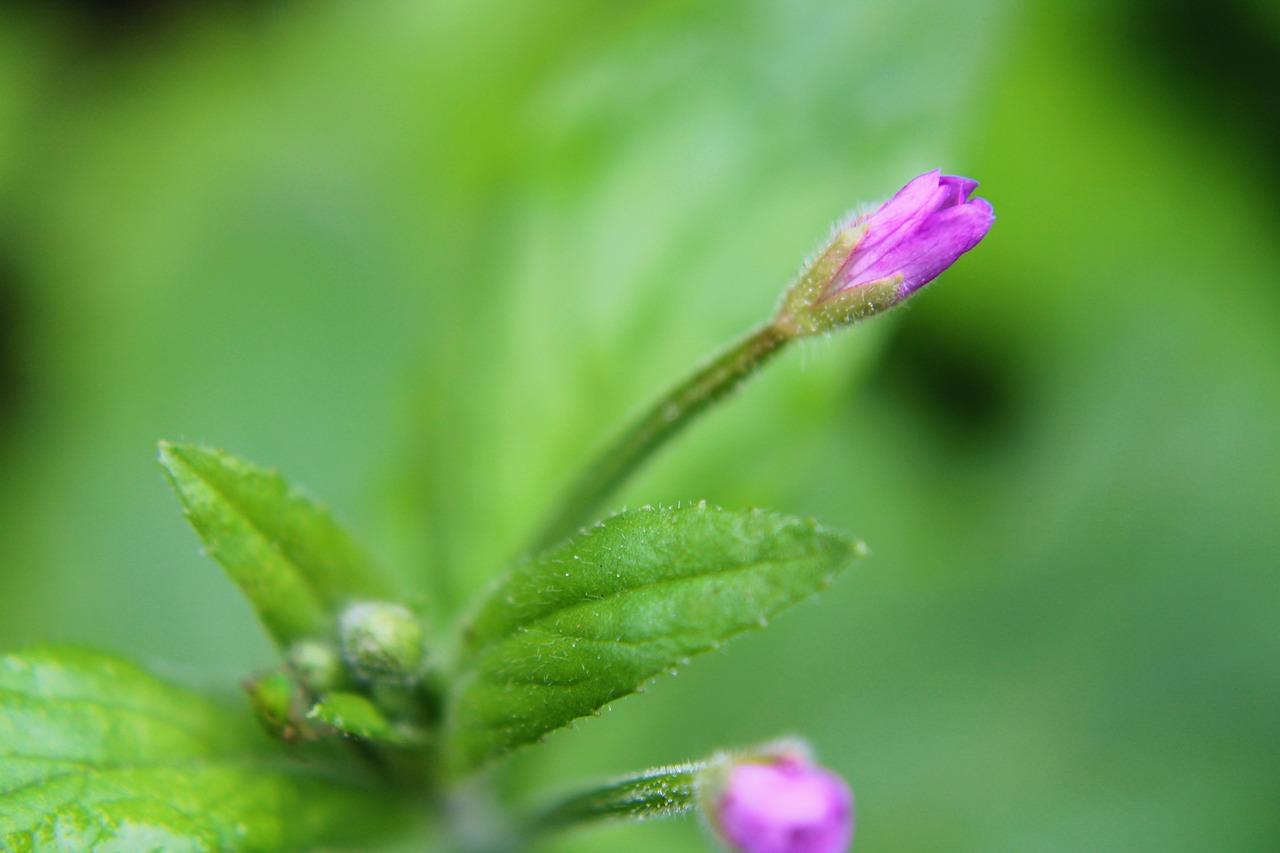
[
  {"left": 778, "top": 170, "right": 994, "bottom": 334},
  {"left": 710, "top": 753, "right": 854, "bottom": 853},
  {"left": 837, "top": 170, "right": 993, "bottom": 298}
]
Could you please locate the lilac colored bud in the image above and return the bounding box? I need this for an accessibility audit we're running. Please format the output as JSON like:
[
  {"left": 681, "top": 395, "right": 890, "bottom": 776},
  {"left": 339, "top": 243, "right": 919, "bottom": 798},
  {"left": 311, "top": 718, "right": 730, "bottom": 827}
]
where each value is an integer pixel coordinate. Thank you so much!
[
  {"left": 712, "top": 754, "right": 854, "bottom": 853},
  {"left": 778, "top": 170, "right": 993, "bottom": 335},
  {"left": 837, "top": 169, "right": 993, "bottom": 299}
]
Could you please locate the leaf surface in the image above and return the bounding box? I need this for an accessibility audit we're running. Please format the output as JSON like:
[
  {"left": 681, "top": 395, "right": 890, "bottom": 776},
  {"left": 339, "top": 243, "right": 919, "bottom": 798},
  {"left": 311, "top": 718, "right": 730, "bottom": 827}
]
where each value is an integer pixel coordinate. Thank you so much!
[
  {"left": 158, "top": 442, "right": 393, "bottom": 647},
  {"left": 0, "top": 646, "right": 405, "bottom": 852},
  {"left": 445, "top": 505, "right": 864, "bottom": 774}
]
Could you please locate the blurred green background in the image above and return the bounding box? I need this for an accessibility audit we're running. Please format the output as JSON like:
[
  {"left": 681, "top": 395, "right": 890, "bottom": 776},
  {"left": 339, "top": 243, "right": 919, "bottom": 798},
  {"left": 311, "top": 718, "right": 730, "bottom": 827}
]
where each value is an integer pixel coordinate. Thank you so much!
[{"left": 1, "top": 0, "right": 1277, "bottom": 850}]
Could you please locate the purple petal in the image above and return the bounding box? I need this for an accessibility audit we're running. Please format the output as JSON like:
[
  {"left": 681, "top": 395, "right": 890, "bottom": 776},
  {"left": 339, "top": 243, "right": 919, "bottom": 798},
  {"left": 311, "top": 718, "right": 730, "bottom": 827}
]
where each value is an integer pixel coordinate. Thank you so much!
[
  {"left": 938, "top": 174, "right": 979, "bottom": 205},
  {"left": 893, "top": 197, "right": 995, "bottom": 296},
  {"left": 716, "top": 758, "right": 854, "bottom": 853},
  {"left": 880, "top": 169, "right": 944, "bottom": 219},
  {"left": 851, "top": 170, "right": 945, "bottom": 256},
  {"left": 830, "top": 173, "right": 993, "bottom": 297}
]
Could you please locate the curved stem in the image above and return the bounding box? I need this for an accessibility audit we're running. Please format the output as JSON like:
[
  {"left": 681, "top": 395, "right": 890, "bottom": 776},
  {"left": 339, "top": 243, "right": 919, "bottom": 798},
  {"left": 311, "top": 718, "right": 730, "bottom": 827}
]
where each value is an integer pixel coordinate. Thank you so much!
[{"left": 530, "top": 323, "right": 792, "bottom": 554}]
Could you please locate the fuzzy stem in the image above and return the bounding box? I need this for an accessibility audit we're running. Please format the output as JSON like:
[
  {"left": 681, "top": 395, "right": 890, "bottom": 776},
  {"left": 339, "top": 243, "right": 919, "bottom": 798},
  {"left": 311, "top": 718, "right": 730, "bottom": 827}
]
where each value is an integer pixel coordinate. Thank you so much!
[
  {"left": 443, "top": 774, "right": 525, "bottom": 853},
  {"left": 529, "top": 762, "right": 702, "bottom": 833},
  {"left": 530, "top": 323, "right": 792, "bottom": 553}
]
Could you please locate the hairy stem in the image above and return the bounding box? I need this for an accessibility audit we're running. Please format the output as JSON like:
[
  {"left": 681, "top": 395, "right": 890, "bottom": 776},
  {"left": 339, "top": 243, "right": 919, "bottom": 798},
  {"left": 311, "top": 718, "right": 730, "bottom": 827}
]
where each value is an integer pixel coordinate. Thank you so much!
[
  {"left": 529, "top": 762, "right": 702, "bottom": 834},
  {"left": 531, "top": 323, "right": 791, "bottom": 553}
]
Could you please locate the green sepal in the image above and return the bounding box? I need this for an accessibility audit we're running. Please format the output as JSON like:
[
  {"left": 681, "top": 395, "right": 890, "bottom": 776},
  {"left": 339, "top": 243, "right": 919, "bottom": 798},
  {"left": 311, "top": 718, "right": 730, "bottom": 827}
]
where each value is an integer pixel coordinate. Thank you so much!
[
  {"left": 775, "top": 223, "right": 866, "bottom": 334},
  {"left": 807, "top": 277, "right": 903, "bottom": 331},
  {"left": 307, "top": 692, "right": 421, "bottom": 746},
  {"left": 158, "top": 442, "right": 395, "bottom": 648},
  {"left": 444, "top": 504, "right": 865, "bottom": 775},
  {"left": 773, "top": 218, "right": 908, "bottom": 337}
]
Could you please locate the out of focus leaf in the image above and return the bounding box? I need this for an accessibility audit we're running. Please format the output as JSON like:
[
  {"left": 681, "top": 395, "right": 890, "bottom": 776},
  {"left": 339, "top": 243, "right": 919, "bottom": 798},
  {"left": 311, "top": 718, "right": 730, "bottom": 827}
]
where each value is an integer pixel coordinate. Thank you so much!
[
  {"left": 158, "top": 442, "right": 393, "bottom": 647},
  {"left": 0, "top": 646, "right": 405, "bottom": 852},
  {"left": 444, "top": 504, "right": 865, "bottom": 775}
]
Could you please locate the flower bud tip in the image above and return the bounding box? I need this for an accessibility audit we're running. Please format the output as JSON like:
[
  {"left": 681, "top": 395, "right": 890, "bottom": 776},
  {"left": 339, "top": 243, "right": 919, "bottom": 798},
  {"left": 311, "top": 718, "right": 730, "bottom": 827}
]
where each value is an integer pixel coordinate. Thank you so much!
[{"left": 701, "top": 746, "right": 854, "bottom": 853}]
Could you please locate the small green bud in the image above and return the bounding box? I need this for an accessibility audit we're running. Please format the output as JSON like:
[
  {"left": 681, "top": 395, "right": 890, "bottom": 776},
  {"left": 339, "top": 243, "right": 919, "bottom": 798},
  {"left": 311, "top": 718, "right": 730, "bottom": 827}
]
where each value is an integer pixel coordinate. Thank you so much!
[
  {"left": 245, "top": 670, "right": 317, "bottom": 743},
  {"left": 339, "top": 601, "right": 426, "bottom": 686},
  {"left": 286, "top": 639, "right": 347, "bottom": 694}
]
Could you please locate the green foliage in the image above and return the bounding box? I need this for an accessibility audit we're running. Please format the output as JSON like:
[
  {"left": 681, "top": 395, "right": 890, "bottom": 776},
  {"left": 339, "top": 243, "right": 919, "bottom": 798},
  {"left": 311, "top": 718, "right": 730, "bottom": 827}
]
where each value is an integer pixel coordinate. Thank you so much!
[
  {"left": 444, "top": 505, "right": 865, "bottom": 775},
  {"left": 3, "top": 0, "right": 1274, "bottom": 849},
  {"left": 0, "top": 646, "right": 406, "bottom": 852},
  {"left": 158, "top": 443, "right": 394, "bottom": 648}
]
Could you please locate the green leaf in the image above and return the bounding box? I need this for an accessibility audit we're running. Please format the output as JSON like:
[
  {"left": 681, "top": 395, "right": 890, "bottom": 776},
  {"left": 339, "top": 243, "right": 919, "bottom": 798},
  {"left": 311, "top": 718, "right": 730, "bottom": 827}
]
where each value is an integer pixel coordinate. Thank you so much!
[
  {"left": 0, "top": 646, "right": 408, "bottom": 852},
  {"left": 158, "top": 442, "right": 394, "bottom": 648},
  {"left": 307, "top": 692, "right": 418, "bottom": 746},
  {"left": 444, "top": 504, "right": 865, "bottom": 774}
]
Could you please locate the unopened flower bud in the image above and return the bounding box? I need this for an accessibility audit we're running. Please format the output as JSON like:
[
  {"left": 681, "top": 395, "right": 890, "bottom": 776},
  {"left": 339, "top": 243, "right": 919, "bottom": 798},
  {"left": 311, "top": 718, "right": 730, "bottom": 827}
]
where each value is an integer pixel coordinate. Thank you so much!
[
  {"left": 244, "top": 670, "right": 317, "bottom": 743},
  {"left": 338, "top": 601, "right": 425, "bottom": 686},
  {"left": 286, "top": 639, "right": 347, "bottom": 694},
  {"left": 778, "top": 170, "right": 994, "bottom": 336},
  {"left": 702, "top": 745, "right": 854, "bottom": 853}
]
